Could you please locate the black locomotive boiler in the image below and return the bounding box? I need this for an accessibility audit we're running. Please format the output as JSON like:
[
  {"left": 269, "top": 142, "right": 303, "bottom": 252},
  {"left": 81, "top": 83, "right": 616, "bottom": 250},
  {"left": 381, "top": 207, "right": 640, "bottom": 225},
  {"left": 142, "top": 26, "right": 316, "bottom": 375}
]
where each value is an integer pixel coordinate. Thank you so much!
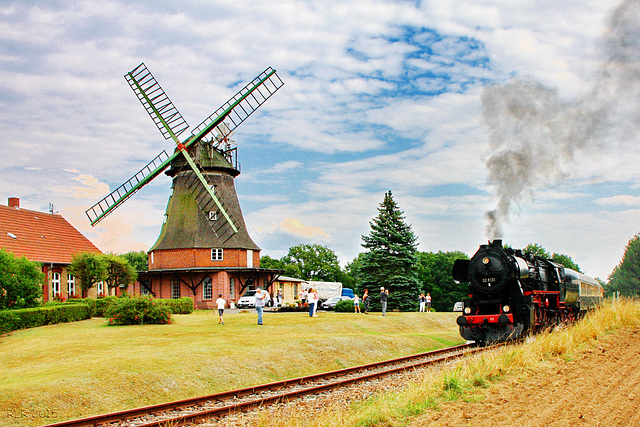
[{"left": 452, "top": 240, "right": 603, "bottom": 344}]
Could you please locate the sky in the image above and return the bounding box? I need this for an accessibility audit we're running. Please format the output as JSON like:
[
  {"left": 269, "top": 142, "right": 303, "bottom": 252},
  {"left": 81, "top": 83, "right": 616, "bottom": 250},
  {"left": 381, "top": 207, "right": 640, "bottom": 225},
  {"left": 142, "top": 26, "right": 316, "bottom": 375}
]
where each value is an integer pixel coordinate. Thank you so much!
[{"left": 1, "top": 0, "right": 639, "bottom": 281}]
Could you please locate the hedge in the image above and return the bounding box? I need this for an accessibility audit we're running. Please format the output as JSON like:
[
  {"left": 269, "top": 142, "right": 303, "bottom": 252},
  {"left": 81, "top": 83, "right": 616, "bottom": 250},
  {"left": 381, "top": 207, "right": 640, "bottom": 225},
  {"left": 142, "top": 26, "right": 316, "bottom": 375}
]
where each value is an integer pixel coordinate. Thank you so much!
[
  {"left": 154, "top": 297, "right": 194, "bottom": 314},
  {"left": 106, "top": 297, "right": 172, "bottom": 325},
  {"left": 0, "top": 304, "right": 91, "bottom": 334}
]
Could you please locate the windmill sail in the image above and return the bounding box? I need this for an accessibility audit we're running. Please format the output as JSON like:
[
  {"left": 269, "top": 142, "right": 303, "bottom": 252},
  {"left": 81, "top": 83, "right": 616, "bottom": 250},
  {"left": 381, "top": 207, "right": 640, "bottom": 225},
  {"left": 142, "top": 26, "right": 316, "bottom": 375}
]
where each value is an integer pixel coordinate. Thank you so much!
[
  {"left": 125, "top": 63, "right": 190, "bottom": 140},
  {"left": 190, "top": 67, "right": 284, "bottom": 143},
  {"left": 85, "top": 150, "right": 172, "bottom": 225},
  {"left": 183, "top": 171, "right": 238, "bottom": 243}
]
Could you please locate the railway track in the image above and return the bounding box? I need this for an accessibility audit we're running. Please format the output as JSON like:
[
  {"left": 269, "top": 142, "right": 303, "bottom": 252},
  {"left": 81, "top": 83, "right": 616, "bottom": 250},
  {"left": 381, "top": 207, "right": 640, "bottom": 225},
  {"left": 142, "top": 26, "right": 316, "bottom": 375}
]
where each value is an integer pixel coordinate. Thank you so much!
[{"left": 42, "top": 343, "right": 488, "bottom": 427}]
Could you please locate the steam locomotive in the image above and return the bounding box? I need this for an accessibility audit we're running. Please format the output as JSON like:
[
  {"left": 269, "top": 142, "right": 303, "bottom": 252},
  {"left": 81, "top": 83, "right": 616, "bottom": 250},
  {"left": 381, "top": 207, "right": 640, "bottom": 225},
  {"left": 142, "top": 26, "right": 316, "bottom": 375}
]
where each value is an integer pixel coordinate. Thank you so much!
[{"left": 452, "top": 240, "right": 603, "bottom": 344}]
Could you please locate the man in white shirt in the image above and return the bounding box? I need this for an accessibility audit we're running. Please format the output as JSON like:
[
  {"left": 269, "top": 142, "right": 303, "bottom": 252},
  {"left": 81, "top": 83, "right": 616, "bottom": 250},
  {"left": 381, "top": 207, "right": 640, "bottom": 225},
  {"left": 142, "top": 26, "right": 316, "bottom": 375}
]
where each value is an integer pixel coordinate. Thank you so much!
[
  {"left": 255, "top": 288, "right": 266, "bottom": 325},
  {"left": 216, "top": 294, "right": 226, "bottom": 325}
]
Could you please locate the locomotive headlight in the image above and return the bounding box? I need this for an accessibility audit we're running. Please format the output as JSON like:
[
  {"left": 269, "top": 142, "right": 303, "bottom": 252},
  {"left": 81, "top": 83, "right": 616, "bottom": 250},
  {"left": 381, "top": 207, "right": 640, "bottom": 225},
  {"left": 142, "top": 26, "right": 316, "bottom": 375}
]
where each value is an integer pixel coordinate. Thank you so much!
[
  {"left": 464, "top": 307, "right": 472, "bottom": 315},
  {"left": 503, "top": 305, "right": 511, "bottom": 313}
]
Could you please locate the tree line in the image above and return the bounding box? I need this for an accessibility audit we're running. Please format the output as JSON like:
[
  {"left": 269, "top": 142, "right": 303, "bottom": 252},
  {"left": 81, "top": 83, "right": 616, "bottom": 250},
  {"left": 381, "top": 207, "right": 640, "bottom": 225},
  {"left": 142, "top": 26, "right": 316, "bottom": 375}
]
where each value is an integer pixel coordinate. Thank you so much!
[
  {"left": 2, "top": 192, "right": 638, "bottom": 311},
  {"left": 261, "top": 191, "right": 640, "bottom": 310}
]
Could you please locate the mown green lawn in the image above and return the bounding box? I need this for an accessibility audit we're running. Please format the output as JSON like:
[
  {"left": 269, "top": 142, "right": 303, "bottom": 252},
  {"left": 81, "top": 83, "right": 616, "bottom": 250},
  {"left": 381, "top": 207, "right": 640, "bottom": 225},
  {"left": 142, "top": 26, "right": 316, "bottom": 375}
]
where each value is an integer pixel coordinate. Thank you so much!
[{"left": 0, "top": 309, "right": 463, "bottom": 426}]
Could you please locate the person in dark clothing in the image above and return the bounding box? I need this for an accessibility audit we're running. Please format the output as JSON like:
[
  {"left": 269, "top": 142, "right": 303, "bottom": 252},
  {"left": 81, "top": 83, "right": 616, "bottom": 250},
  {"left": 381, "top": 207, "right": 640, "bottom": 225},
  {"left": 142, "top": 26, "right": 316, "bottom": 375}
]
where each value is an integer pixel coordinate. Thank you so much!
[
  {"left": 380, "top": 287, "right": 389, "bottom": 316},
  {"left": 362, "top": 289, "right": 370, "bottom": 314}
]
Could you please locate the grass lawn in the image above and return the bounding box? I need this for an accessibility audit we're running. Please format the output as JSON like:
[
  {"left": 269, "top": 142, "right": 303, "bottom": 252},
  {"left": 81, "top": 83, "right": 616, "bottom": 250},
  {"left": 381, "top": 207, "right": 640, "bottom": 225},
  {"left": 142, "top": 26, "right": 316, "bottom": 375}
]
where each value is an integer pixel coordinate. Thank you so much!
[{"left": 0, "top": 309, "right": 463, "bottom": 426}]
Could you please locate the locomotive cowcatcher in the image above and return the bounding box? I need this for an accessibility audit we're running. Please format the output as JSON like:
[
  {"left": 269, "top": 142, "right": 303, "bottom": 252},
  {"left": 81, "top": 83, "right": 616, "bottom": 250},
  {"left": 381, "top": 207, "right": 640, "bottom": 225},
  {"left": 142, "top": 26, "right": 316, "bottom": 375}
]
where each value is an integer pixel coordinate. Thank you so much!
[{"left": 452, "top": 240, "right": 602, "bottom": 344}]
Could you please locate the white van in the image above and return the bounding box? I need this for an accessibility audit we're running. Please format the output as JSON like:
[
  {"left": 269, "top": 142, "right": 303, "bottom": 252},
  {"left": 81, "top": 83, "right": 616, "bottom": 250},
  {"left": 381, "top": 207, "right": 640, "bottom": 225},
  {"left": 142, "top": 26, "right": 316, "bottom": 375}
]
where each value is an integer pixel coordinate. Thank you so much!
[{"left": 236, "top": 289, "right": 271, "bottom": 308}]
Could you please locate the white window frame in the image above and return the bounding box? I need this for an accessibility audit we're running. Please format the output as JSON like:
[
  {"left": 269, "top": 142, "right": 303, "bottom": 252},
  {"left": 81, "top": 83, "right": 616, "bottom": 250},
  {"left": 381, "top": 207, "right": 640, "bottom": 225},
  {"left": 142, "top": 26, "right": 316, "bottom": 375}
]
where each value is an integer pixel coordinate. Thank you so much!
[
  {"left": 97, "top": 281, "right": 104, "bottom": 296},
  {"left": 171, "top": 278, "right": 181, "bottom": 299},
  {"left": 67, "top": 274, "right": 76, "bottom": 297},
  {"left": 229, "top": 277, "right": 235, "bottom": 299},
  {"left": 211, "top": 248, "right": 223, "bottom": 261},
  {"left": 203, "top": 277, "right": 213, "bottom": 300},
  {"left": 52, "top": 272, "right": 61, "bottom": 297}
]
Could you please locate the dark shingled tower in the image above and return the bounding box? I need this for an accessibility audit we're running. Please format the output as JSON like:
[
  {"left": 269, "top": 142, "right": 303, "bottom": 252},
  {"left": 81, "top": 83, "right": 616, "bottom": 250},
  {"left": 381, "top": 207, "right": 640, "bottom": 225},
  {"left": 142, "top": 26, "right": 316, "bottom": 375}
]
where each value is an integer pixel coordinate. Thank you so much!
[{"left": 151, "top": 140, "right": 260, "bottom": 252}]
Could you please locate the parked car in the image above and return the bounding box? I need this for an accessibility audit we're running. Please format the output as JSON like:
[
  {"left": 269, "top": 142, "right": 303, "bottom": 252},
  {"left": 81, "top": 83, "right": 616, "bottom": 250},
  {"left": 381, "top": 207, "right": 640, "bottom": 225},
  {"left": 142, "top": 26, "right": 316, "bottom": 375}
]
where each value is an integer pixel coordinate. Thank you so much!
[
  {"left": 453, "top": 301, "right": 463, "bottom": 312},
  {"left": 320, "top": 296, "right": 353, "bottom": 310},
  {"left": 236, "top": 290, "right": 271, "bottom": 308}
]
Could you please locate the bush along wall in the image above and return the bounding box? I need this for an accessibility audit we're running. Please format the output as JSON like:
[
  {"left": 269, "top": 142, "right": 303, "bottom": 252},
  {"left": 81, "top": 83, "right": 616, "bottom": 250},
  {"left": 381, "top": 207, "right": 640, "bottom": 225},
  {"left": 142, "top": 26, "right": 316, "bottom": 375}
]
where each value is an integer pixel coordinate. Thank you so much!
[
  {"left": 153, "top": 297, "right": 194, "bottom": 314},
  {"left": 0, "top": 304, "right": 92, "bottom": 334},
  {"left": 106, "top": 297, "right": 173, "bottom": 325}
]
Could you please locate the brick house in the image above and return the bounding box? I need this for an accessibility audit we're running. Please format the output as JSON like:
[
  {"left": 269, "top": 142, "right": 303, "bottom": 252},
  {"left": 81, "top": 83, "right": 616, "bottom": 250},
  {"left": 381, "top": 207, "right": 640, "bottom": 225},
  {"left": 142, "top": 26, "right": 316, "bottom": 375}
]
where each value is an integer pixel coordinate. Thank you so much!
[{"left": 0, "top": 197, "right": 104, "bottom": 302}]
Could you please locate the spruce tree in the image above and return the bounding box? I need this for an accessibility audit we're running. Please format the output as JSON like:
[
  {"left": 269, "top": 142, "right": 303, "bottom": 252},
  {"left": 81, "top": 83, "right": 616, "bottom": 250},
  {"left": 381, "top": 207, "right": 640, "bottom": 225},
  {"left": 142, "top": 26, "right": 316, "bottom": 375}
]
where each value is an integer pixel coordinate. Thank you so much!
[{"left": 358, "top": 191, "right": 420, "bottom": 311}]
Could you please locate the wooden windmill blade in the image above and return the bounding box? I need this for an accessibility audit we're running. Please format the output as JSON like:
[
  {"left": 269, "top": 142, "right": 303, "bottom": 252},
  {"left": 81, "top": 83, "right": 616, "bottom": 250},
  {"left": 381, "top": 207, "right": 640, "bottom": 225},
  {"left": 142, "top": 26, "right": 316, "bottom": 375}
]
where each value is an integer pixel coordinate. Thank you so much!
[
  {"left": 85, "top": 149, "right": 175, "bottom": 225},
  {"left": 125, "top": 63, "right": 190, "bottom": 140},
  {"left": 189, "top": 67, "right": 284, "bottom": 144}
]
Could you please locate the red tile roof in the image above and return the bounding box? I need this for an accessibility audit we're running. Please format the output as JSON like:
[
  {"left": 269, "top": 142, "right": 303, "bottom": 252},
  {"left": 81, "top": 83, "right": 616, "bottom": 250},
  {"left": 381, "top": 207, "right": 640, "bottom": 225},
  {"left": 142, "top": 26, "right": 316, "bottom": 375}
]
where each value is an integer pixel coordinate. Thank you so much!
[{"left": 0, "top": 204, "right": 102, "bottom": 264}]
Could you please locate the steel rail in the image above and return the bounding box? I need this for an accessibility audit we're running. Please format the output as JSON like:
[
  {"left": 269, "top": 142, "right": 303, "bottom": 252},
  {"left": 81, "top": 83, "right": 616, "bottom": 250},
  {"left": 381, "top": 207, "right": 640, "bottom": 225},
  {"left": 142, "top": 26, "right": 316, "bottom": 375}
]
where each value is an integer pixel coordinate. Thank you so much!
[{"left": 41, "top": 343, "right": 483, "bottom": 427}]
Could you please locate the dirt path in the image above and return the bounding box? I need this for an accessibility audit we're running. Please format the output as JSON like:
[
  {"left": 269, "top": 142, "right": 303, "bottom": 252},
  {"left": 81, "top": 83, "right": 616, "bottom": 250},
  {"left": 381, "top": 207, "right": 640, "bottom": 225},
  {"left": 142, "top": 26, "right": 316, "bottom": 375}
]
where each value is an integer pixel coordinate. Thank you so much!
[{"left": 411, "top": 328, "right": 640, "bottom": 427}]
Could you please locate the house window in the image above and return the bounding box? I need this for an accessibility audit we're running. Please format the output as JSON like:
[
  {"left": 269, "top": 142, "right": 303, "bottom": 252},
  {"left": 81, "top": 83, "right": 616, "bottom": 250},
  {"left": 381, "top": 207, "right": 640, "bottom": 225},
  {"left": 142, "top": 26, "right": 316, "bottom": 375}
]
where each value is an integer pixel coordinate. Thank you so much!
[
  {"left": 67, "top": 274, "right": 76, "bottom": 297},
  {"left": 52, "top": 272, "right": 61, "bottom": 297},
  {"left": 229, "top": 277, "right": 235, "bottom": 299},
  {"left": 171, "top": 278, "right": 181, "bottom": 299},
  {"left": 247, "top": 249, "right": 253, "bottom": 268},
  {"left": 140, "top": 280, "right": 151, "bottom": 296},
  {"left": 203, "top": 278, "right": 212, "bottom": 300},
  {"left": 97, "top": 281, "right": 104, "bottom": 297},
  {"left": 211, "top": 248, "right": 223, "bottom": 261}
]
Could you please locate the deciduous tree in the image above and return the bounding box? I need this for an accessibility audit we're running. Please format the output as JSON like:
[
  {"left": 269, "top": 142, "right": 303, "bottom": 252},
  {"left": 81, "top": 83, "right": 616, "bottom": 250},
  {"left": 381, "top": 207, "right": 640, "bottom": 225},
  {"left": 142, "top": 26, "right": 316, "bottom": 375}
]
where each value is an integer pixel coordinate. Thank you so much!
[
  {"left": 67, "top": 252, "right": 107, "bottom": 298},
  {"left": 417, "top": 251, "right": 468, "bottom": 312},
  {"left": 104, "top": 254, "right": 137, "bottom": 295},
  {"left": 281, "top": 244, "right": 341, "bottom": 281},
  {"left": 607, "top": 233, "right": 640, "bottom": 297},
  {"left": 0, "top": 249, "right": 43, "bottom": 309}
]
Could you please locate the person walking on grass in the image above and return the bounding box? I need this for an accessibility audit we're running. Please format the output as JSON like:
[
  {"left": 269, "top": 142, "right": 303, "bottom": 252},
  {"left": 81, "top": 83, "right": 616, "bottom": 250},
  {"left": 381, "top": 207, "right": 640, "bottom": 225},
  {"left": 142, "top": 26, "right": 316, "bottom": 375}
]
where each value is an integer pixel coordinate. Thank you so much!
[
  {"left": 380, "top": 287, "right": 389, "bottom": 316},
  {"left": 419, "top": 293, "right": 426, "bottom": 312},
  {"left": 216, "top": 294, "right": 226, "bottom": 325},
  {"left": 426, "top": 293, "right": 432, "bottom": 311},
  {"left": 255, "top": 288, "right": 266, "bottom": 325},
  {"left": 362, "top": 289, "right": 370, "bottom": 314}
]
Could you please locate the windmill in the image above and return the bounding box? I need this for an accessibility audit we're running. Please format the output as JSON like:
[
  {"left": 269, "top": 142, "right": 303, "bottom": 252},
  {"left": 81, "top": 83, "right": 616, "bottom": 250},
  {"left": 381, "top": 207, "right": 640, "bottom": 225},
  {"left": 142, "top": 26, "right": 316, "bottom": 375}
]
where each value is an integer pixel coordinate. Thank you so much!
[{"left": 85, "top": 63, "right": 283, "bottom": 245}]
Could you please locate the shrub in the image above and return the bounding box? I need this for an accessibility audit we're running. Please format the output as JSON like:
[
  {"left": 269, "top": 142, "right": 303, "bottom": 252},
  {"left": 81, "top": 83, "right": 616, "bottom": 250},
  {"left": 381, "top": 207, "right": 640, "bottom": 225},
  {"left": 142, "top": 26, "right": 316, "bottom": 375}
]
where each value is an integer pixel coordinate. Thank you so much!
[
  {"left": 106, "top": 297, "right": 172, "bottom": 326},
  {"left": 95, "top": 295, "right": 118, "bottom": 316},
  {"left": 0, "top": 304, "right": 91, "bottom": 334},
  {"left": 154, "top": 297, "right": 194, "bottom": 314},
  {"left": 335, "top": 300, "right": 355, "bottom": 312}
]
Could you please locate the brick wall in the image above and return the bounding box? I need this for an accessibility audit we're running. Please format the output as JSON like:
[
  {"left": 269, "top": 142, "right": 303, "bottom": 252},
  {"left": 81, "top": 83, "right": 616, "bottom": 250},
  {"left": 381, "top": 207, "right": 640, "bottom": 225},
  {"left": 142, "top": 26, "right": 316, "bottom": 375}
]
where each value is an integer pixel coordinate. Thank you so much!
[{"left": 149, "top": 247, "right": 261, "bottom": 270}]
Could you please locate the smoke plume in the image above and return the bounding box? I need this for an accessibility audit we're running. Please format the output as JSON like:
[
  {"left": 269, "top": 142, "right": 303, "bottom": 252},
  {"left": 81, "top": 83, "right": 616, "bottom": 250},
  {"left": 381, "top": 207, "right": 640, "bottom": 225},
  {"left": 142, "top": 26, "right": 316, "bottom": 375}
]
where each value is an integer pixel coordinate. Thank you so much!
[{"left": 482, "top": 0, "right": 640, "bottom": 240}]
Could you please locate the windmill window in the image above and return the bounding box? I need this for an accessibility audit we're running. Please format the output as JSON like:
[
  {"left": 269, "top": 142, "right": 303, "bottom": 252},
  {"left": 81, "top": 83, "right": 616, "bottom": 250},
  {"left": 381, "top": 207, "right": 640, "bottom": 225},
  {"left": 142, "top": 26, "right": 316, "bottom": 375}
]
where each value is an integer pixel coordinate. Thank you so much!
[
  {"left": 209, "top": 211, "right": 217, "bottom": 221},
  {"left": 211, "top": 248, "right": 223, "bottom": 261}
]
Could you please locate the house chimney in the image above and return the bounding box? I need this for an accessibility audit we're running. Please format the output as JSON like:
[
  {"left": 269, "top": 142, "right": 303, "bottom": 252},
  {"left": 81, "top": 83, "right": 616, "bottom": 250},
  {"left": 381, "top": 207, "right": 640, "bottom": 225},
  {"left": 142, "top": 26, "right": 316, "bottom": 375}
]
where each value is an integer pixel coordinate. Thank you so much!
[{"left": 8, "top": 197, "right": 20, "bottom": 208}]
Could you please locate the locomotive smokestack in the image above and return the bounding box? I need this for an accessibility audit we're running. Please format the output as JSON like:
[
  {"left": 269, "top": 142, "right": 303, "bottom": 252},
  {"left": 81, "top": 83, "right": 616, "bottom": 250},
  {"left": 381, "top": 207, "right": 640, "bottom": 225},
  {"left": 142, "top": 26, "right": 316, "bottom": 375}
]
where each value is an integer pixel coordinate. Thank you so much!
[
  {"left": 490, "top": 239, "right": 502, "bottom": 248},
  {"left": 481, "top": 0, "right": 640, "bottom": 240}
]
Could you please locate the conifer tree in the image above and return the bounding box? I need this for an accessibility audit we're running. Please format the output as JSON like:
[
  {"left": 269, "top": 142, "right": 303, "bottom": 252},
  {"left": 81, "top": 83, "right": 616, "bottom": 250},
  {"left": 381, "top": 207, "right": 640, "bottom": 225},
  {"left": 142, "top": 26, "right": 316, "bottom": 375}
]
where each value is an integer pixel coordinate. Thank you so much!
[{"left": 357, "top": 191, "right": 420, "bottom": 311}]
